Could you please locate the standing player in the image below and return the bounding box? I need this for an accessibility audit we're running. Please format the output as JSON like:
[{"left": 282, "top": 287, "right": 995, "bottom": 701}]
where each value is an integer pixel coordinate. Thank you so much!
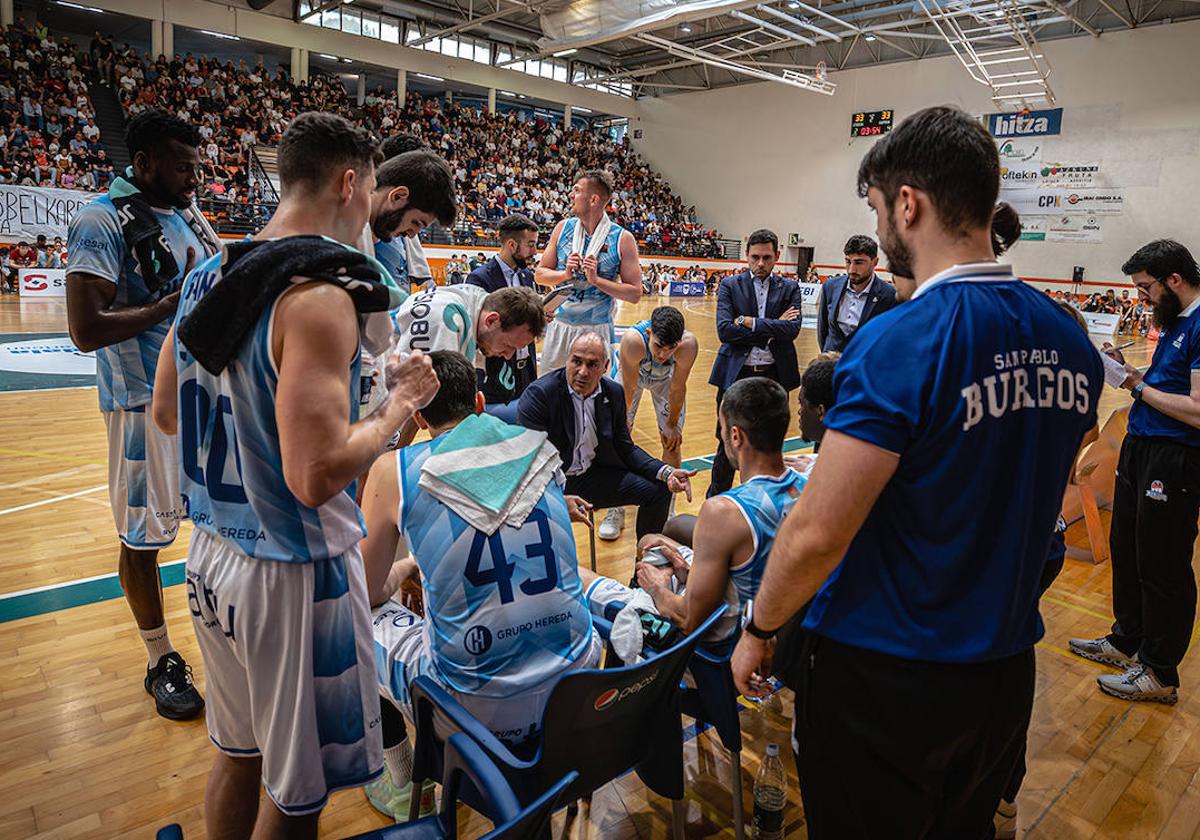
[
  {"left": 66, "top": 110, "right": 218, "bottom": 721},
  {"left": 605, "top": 305, "right": 698, "bottom": 540},
  {"left": 153, "top": 112, "right": 440, "bottom": 840},
  {"left": 730, "top": 106, "right": 1103, "bottom": 838},
  {"left": 363, "top": 150, "right": 457, "bottom": 288},
  {"left": 536, "top": 170, "right": 643, "bottom": 371}
]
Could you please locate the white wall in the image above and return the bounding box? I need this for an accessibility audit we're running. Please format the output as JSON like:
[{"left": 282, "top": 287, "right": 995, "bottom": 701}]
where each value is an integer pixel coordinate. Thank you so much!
[{"left": 631, "top": 21, "right": 1200, "bottom": 287}]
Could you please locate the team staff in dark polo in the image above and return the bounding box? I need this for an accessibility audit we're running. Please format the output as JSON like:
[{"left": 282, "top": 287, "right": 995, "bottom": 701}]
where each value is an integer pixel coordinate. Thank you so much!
[
  {"left": 467, "top": 213, "right": 541, "bottom": 423},
  {"left": 708, "top": 228, "right": 804, "bottom": 497},
  {"left": 1070, "top": 239, "right": 1200, "bottom": 705}
]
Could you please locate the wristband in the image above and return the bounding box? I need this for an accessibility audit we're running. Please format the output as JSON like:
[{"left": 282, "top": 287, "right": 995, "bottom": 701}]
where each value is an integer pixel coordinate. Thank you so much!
[
  {"left": 1131, "top": 382, "right": 1146, "bottom": 401},
  {"left": 744, "top": 617, "right": 778, "bottom": 640},
  {"left": 657, "top": 465, "right": 675, "bottom": 482}
]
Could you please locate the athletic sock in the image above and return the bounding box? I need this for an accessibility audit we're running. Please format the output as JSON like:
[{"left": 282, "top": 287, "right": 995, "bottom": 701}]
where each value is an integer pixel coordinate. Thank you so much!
[
  {"left": 384, "top": 739, "right": 413, "bottom": 787},
  {"left": 139, "top": 624, "right": 175, "bottom": 668}
]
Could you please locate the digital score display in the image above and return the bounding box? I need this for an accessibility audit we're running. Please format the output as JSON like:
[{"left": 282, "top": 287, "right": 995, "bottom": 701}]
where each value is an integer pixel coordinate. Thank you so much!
[{"left": 851, "top": 110, "right": 894, "bottom": 137}]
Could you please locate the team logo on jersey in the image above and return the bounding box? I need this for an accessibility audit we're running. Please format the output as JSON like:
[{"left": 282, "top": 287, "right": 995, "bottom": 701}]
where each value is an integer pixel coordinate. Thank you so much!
[
  {"left": 1174, "top": 334, "right": 1185, "bottom": 349},
  {"left": 1146, "top": 480, "right": 1168, "bottom": 502},
  {"left": 592, "top": 671, "right": 660, "bottom": 711},
  {"left": 464, "top": 625, "right": 493, "bottom": 655}
]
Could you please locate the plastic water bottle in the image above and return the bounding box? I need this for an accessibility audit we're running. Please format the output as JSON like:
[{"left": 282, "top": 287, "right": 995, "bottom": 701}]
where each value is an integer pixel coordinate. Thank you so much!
[{"left": 753, "top": 743, "right": 787, "bottom": 840}]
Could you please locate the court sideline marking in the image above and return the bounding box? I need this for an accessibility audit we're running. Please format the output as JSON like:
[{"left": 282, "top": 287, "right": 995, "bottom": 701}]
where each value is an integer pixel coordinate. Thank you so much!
[
  {"left": 0, "top": 436, "right": 817, "bottom": 623},
  {"left": 0, "top": 483, "right": 107, "bottom": 516}
]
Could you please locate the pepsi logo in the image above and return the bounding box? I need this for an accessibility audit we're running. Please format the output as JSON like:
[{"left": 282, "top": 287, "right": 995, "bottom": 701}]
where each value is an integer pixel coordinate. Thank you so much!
[
  {"left": 592, "top": 672, "right": 660, "bottom": 712},
  {"left": 593, "top": 688, "right": 619, "bottom": 711}
]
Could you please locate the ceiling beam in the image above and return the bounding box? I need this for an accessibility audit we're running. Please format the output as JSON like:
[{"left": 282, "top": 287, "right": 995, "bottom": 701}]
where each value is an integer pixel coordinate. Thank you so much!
[{"left": 405, "top": 1, "right": 533, "bottom": 47}]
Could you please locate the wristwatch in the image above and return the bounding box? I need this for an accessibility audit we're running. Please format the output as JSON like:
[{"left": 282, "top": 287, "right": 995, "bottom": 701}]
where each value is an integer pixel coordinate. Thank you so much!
[
  {"left": 1131, "top": 382, "right": 1147, "bottom": 401},
  {"left": 744, "top": 616, "right": 779, "bottom": 641}
]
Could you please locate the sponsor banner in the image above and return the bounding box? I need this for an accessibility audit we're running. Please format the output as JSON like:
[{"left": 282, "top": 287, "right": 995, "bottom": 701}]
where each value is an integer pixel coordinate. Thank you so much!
[
  {"left": 1020, "top": 217, "right": 1047, "bottom": 241},
  {"left": 19, "top": 267, "right": 67, "bottom": 297},
  {"left": 1039, "top": 162, "right": 1101, "bottom": 188},
  {"left": 997, "top": 138, "right": 1042, "bottom": 164},
  {"left": 0, "top": 184, "right": 100, "bottom": 240},
  {"left": 1000, "top": 164, "right": 1044, "bottom": 187},
  {"left": 0, "top": 335, "right": 95, "bottom": 376},
  {"left": 668, "top": 281, "right": 705, "bottom": 297},
  {"left": 798, "top": 283, "right": 822, "bottom": 306},
  {"left": 1081, "top": 311, "right": 1119, "bottom": 337},
  {"left": 1046, "top": 215, "right": 1103, "bottom": 244},
  {"left": 986, "top": 108, "right": 1063, "bottom": 138},
  {"left": 1000, "top": 188, "right": 1124, "bottom": 216}
]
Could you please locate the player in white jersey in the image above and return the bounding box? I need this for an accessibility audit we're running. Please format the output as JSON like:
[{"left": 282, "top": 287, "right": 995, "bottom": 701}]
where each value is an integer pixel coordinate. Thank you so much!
[
  {"left": 152, "top": 113, "right": 441, "bottom": 840},
  {"left": 66, "top": 110, "right": 219, "bottom": 721},
  {"left": 536, "top": 169, "right": 644, "bottom": 371},
  {"left": 583, "top": 377, "right": 804, "bottom": 660},
  {"left": 357, "top": 351, "right": 601, "bottom": 797}
]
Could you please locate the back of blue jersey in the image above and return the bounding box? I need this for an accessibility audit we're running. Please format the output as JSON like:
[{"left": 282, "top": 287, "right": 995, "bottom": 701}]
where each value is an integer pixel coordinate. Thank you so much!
[
  {"left": 374, "top": 237, "right": 408, "bottom": 286},
  {"left": 67, "top": 195, "right": 205, "bottom": 411},
  {"left": 399, "top": 437, "right": 593, "bottom": 698},
  {"left": 553, "top": 217, "right": 624, "bottom": 327},
  {"left": 723, "top": 469, "right": 806, "bottom": 606},
  {"left": 174, "top": 252, "right": 365, "bottom": 562}
]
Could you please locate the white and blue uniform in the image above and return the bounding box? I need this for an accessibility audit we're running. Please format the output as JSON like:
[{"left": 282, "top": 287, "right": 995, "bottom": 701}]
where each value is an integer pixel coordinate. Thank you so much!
[
  {"left": 540, "top": 217, "right": 628, "bottom": 371},
  {"left": 67, "top": 195, "right": 206, "bottom": 549},
  {"left": 624, "top": 318, "right": 685, "bottom": 435},
  {"left": 803, "top": 262, "right": 1103, "bottom": 662},
  {"left": 175, "top": 254, "right": 383, "bottom": 815},
  {"left": 373, "top": 433, "right": 600, "bottom": 745},
  {"left": 373, "top": 237, "right": 408, "bottom": 288},
  {"left": 585, "top": 468, "right": 805, "bottom": 645}
]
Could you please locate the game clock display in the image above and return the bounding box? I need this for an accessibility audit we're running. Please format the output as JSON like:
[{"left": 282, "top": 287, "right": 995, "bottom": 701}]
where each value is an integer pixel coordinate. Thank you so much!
[{"left": 851, "top": 110, "right": 894, "bottom": 137}]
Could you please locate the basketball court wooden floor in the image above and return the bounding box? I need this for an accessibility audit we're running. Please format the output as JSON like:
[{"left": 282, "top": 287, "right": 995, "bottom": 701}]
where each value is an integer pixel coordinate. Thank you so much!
[{"left": 2, "top": 293, "right": 1199, "bottom": 839}]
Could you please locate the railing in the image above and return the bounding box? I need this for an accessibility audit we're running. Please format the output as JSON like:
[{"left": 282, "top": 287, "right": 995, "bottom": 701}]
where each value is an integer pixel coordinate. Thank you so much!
[
  {"left": 197, "top": 202, "right": 741, "bottom": 260},
  {"left": 247, "top": 147, "right": 279, "bottom": 205}
]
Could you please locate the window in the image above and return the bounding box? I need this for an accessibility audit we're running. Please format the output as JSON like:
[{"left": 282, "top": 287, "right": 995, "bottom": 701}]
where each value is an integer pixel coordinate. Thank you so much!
[
  {"left": 474, "top": 42, "right": 490, "bottom": 64},
  {"left": 441, "top": 37, "right": 457, "bottom": 57},
  {"left": 361, "top": 12, "right": 380, "bottom": 39},
  {"left": 321, "top": 7, "right": 340, "bottom": 29},
  {"left": 553, "top": 61, "right": 567, "bottom": 82},
  {"left": 496, "top": 45, "right": 512, "bottom": 64},
  {"left": 526, "top": 58, "right": 541, "bottom": 77},
  {"left": 405, "top": 26, "right": 421, "bottom": 44},
  {"left": 381, "top": 16, "right": 400, "bottom": 43},
  {"left": 341, "top": 8, "right": 361, "bottom": 35}
]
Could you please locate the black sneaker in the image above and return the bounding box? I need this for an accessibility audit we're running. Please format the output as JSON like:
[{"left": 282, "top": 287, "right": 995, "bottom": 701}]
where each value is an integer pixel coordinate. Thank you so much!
[{"left": 144, "top": 652, "right": 205, "bottom": 720}]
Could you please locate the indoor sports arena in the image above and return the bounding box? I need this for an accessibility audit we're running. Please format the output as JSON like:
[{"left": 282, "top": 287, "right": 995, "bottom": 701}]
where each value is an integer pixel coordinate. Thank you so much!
[{"left": 1, "top": 0, "right": 1198, "bottom": 837}]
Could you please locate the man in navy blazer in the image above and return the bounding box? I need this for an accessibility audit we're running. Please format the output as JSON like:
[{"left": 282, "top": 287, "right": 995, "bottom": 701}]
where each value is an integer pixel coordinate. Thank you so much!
[
  {"left": 518, "top": 332, "right": 696, "bottom": 539},
  {"left": 816, "top": 234, "right": 898, "bottom": 353},
  {"left": 708, "top": 228, "right": 804, "bottom": 496},
  {"left": 467, "top": 213, "right": 541, "bottom": 422}
]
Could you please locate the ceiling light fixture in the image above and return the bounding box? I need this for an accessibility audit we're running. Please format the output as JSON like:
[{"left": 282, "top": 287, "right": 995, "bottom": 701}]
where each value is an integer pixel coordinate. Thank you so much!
[
  {"left": 200, "top": 29, "right": 239, "bottom": 40},
  {"left": 679, "top": 24, "right": 693, "bottom": 33},
  {"left": 552, "top": 48, "right": 577, "bottom": 57},
  {"left": 55, "top": 0, "right": 103, "bottom": 10},
  {"left": 415, "top": 73, "right": 445, "bottom": 81}
]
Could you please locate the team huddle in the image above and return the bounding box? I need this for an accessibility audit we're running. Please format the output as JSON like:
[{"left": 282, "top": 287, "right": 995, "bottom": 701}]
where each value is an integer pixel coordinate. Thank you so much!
[{"left": 64, "top": 101, "right": 1200, "bottom": 840}]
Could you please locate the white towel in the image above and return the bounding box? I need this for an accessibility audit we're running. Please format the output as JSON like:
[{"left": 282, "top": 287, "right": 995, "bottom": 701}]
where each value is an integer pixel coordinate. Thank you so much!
[{"left": 570, "top": 211, "right": 612, "bottom": 260}]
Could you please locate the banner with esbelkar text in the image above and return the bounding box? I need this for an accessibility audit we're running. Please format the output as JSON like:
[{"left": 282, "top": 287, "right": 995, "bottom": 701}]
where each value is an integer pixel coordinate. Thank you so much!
[
  {"left": 0, "top": 185, "right": 101, "bottom": 240},
  {"left": 19, "top": 267, "right": 67, "bottom": 297}
]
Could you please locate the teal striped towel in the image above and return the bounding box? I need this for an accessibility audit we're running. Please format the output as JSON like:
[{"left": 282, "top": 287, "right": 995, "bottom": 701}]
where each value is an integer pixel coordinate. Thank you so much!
[{"left": 418, "top": 413, "right": 562, "bottom": 534}]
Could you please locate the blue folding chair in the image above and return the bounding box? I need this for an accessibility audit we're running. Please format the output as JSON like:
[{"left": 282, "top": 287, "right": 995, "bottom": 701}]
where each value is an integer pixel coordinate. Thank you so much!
[
  {"left": 601, "top": 601, "right": 748, "bottom": 840},
  {"left": 156, "top": 734, "right": 576, "bottom": 840},
  {"left": 407, "top": 609, "right": 728, "bottom": 840}
]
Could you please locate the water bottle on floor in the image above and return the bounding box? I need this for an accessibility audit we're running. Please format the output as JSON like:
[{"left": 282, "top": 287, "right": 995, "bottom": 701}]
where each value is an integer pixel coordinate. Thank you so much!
[{"left": 753, "top": 743, "right": 786, "bottom": 840}]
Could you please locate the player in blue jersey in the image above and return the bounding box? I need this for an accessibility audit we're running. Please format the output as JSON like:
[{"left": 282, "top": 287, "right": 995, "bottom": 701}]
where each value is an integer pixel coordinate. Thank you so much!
[
  {"left": 356, "top": 351, "right": 600, "bottom": 796},
  {"left": 1071, "top": 240, "right": 1200, "bottom": 704},
  {"left": 536, "top": 169, "right": 644, "bottom": 371},
  {"left": 362, "top": 148, "right": 456, "bottom": 289},
  {"left": 583, "top": 376, "right": 803, "bottom": 650},
  {"left": 152, "top": 112, "right": 441, "bottom": 840},
  {"left": 66, "top": 110, "right": 219, "bottom": 721},
  {"left": 731, "top": 106, "right": 1104, "bottom": 839}
]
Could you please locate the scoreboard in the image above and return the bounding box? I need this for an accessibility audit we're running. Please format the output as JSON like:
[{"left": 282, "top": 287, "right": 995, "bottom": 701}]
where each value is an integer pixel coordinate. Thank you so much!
[{"left": 851, "top": 110, "right": 894, "bottom": 137}]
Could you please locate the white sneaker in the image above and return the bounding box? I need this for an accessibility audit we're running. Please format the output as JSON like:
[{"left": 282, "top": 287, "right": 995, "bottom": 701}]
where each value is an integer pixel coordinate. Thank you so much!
[
  {"left": 598, "top": 507, "right": 625, "bottom": 541},
  {"left": 1068, "top": 636, "right": 1137, "bottom": 669},
  {"left": 994, "top": 799, "right": 1017, "bottom": 840},
  {"left": 1097, "top": 664, "right": 1178, "bottom": 705}
]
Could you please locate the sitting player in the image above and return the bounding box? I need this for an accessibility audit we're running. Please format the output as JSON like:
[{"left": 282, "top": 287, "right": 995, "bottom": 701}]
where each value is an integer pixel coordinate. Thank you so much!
[
  {"left": 583, "top": 377, "right": 804, "bottom": 648},
  {"left": 356, "top": 351, "right": 601, "bottom": 809}
]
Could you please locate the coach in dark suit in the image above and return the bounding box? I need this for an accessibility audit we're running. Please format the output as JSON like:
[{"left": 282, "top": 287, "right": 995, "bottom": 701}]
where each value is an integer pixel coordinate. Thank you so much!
[
  {"left": 468, "top": 213, "right": 541, "bottom": 423},
  {"left": 816, "top": 234, "right": 897, "bottom": 353},
  {"left": 518, "top": 331, "right": 695, "bottom": 539},
  {"left": 708, "top": 228, "right": 804, "bottom": 496}
]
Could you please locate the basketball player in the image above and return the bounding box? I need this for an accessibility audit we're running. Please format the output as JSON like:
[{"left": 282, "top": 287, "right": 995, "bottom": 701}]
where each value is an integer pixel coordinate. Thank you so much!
[
  {"left": 65, "top": 110, "right": 219, "bottom": 721},
  {"left": 536, "top": 170, "right": 643, "bottom": 371},
  {"left": 603, "top": 305, "right": 698, "bottom": 540},
  {"left": 364, "top": 150, "right": 456, "bottom": 288},
  {"left": 153, "top": 112, "right": 441, "bottom": 840},
  {"left": 360, "top": 350, "right": 601, "bottom": 746},
  {"left": 583, "top": 376, "right": 804, "bottom": 647},
  {"left": 731, "top": 106, "right": 1103, "bottom": 839}
]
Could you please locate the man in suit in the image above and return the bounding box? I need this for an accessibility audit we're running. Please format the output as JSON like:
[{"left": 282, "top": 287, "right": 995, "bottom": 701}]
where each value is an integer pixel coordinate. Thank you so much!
[
  {"left": 708, "top": 228, "right": 804, "bottom": 497},
  {"left": 468, "top": 213, "right": 541, "bottom": 423},
  {"left": 816, "top": 234, "right": 898, "bottom": 352},
  {"left": 519, "top": 331, "right": 697, "bottom": 539}
]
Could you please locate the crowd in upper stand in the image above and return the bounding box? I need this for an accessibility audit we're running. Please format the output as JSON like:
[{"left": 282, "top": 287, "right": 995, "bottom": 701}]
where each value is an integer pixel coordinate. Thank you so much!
[{"left": 4, "top": 17, "right": 726, "bottom": 258}]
